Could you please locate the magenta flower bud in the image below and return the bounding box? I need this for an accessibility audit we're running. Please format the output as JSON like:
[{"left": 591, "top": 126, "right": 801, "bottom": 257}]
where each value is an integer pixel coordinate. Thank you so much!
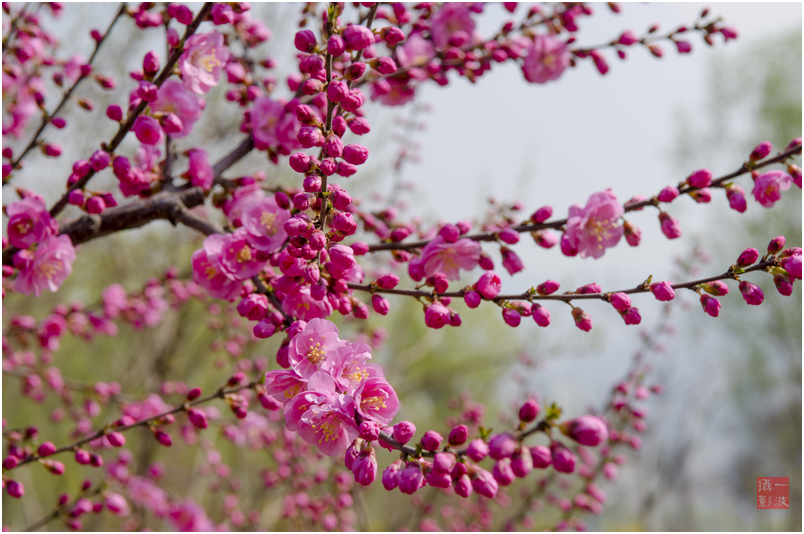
[
  {"left": 560, "top": 232, "right": 579, "bottom": 256},
  {"left": 650, "top": 281, "right": 675, "bottom": 301},
  {"left": 467, "top": 438, "right": 489, "bottom": 462},
  {"left": 38, "top": 441, "right": 57, "bottom": 457},
  {"left": 68, "top": 189, "right": 85, "bottom": 206},
  {"left": 3, "top": 456, "right": 19, "bottom": 469},
  {"left": 624, "top": 221, "right": 641, "bottom": 246},
  {"left": 550, "top": 442, "right": 576, "bottom": 473},
  {"left": 332, "top": 212, "right": 357, "bottom": 235},
  {"left": 284, "top": 216, "right": 310, "bottom": 237},
  {"left": 370, "top": 56, "right": 397, "bottom": 75},
  {"left": 609, "top": 292, "right": 631, "bottom": 310},
  {"left": 471, "top": 469, "right": 498, "bottom": 499},
  {"left": 463, "top": 290, "right": 481, "bottom": 308},
  {"left": 187, "top": 408, "right": 208, "bottom": 429},
  {"left": 774, "top": 274, "right": 794, "bottom": 296},
  {"left": 534, "top": 280, "right": 559, "bottom": 296},
  {"left": 327, "top": 34, "right": 346, "bottom": 56},
  {"left": 739, "top": 281, "right": 764, "bottom": 306},
  {"left": 237, "top": 294, "right": 269, "bottom": 321},
  {"left": 375, "top": 273, "right": 399, "bottom": 290},
  {"left": 344, "top": 62, "right": 367, "bottom": 81},
  {"left": 434, "top": 224, "right": 459, "bottom": 244},
  {"left": 330, "top": 189, "right": 352, "bottom": 211},
  {"left": 253, "top": 319, "right": 276, "bottom": 339},
  {"left": 577, "top": 283, "right": 602, "bottom": 294},
  {"left": 294, "top": 30, "right": 317, "bottom": 52},
  {"left": 43, "top": 144, "right": 62, "bottom": 157},
  {"left": 424, "top": 302, "right": 450, "bottom": 329},
  {"left": 519, "top": 398, "right": 541, "bottom": 423},
  {"left": 392, "top": 421, "right": 416, "bottom": 445},
  {"left": 750, "top": 141, "right": 772, "bottom": 161},
  {"left": 86, "top": 196, "right": 106, "bottom": 214},
  {"left": 331, "top": 115, "right": 347, "bottom": 138},
  {"left": 658, "top": 212, "right": 682, "bottom": 239},
  {"left": 448, "top": 425, "right": 468, "bottom": 446},
  {"left": 347, "top": 117, "right": 371, "bottom": 136},
  {"left": 489, "top": 433, "right": 517, "bottom": 460},
  {"left": 186, "top": 387, "right": 201, "bottom": 401},
  {"left": 382, "top": 460, "right": 403, "bottom": 491},
  {"left": 154, "top": 429, "right": 172, "bottom": 447},
  {"left": 398, "top": 462, "right": 425, "bottom": 495},
  {"left": 343, "top": 24, "right": 374, "bottom": 51},
  {"left": 502, "top": 307, "right": 521, "bottom": 327},
  {"left": 699, "top": 294, "right": 721, "bottom": 317},
  {"left": 511, "top": 446, "right": 533, "bottom": 477},
  {"left": 619, "top": 307, "right": 642, "bottom": 325},
  {"left": 657, "top": 186, "right": 679, "bottom": 203},
  {"left": 318, "top": 158, "right": 336, "bottom": 176},
  {"left": 142, "top": 50, "right": 160, "bottom": 75},
  {"left": 768, "top": 236, "right": 786, "bottom": 255},
  {"left": 359, "top": 421, "right": 381, "bottom": 441},
  {"left": 432, "top": 452, "right": 456, "bottom": 474},
  {"left": 289, "top": 152, "right": 312, "bottom": 173},
  {"left": 492, "top": 458, "right": 515, "bottom": 486},
  {"left": 371, "top": 294, "right": 390, "bottom": 315},
  {"left": 420, "top": 430, "right": 443, "bottom": 452},
  {"left": 107, "top": 432, "right": 126, "bottom": 447},
  {"left": 132, "top": 115, "right": 163, "bottom": 145},
  {"left": 381, "top": 26, "right": 405, "bottom": 45},
  {"left": 531, "top": 205, "right": 553, "bottom": 223},
  {"left": 685, "top": 168, "right": 712, "bottom": 188},
  {"left": 89, "top": 453, "right": 103, "bottom": 467},
  {"left": 532, "top": 304, "right": 550, "bottom": 327},
  {"left": 563, "top": 415, "right": 609, "bottom": 447},
  {"left": 736, "top": 247, "right": 759, "bottom": 267},
  {"left": 571, "top": 307, "right": 592, "bottom": 332},
  {"left": 6, "top": 480, "right": 25, "bottom": 498},
  {"left": 528, "top": 445, "right": 551, "bottom": 469},
  {"left": 89, "top": 150, "right": 110, "bottom": 171},
  {"left": 781, "top": 255, "right": 802, "bottom": 280},
  {"left": 343, "top": 144, "right": 368, "bottom": 165},
  {"left": 137, "top": 80, "right": 158, "bottom": 102},
  {"left": 301, "top": 78, "right": 324, "bottom": 95},
  {"left": 475, "top": 271, "right": 501, "bottom": 299},
  {"left": 699, "top": 281, "right": 728, "bottom": 297},
  {"left": 498, "top": 228, "right": 520, "bottom": 245},
  {"left": 618, "top": 30, "right": 639, "bottom": 46},
  {"left": 727, "top": 184, "right": 747, "bottom": 213}
]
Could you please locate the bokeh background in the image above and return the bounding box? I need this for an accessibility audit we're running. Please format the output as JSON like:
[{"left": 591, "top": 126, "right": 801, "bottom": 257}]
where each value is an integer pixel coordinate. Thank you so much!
[{"left": 2, "top": 2, "right": 801, "bottom": 531}]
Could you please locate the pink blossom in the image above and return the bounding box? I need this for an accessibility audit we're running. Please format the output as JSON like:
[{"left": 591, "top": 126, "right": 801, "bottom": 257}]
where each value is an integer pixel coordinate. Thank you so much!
[
  {"left": 168, "top": 500, "right": 215, "bottom": 532},
  {"left": 241, "top": 196, "right": 290, "bottom": 253},
  {"left": 6, "top": 197, "right": 58, "bottom": 249},
  {"left": 263, "top": 368, "right": 309, "bottom": 404},
  {"left": 564, "top": 189, "right": 624, "bottom": 259},
  {"left": 417, "top": 235, "right": 481, "bottom": 281},
  {"left": 330, "top": 344, "right": 384, "bottom": 394},
  {"left": 287, "top": 318, "right": 348, "bottom": 379},
  {"left": 150, "top": 79, "right": 203, "bottom": 138},
  {"left": 396, "top": 33, "right": 435, "bottom": 68},
  {"left": 286, "top": 389, "right": 359, "bottom": 456},
  {"left": 522, "top": 35, "right": 570, "bottom": 84},
  {"left": 179, "top": 30, "right": 229, "bottom": 95},
  {"left": 250, "top": 97, "right": 303, "bottom": 152},
  {"left": 282, "top": 285, "right": 334, "bottom": 321},
  {"left": 222, "top": 182, "right": 265, "bottom": 222},
  {"left": 14, "top": 235, "right": 76, "bottom": 297},
  {"left": 752, "top": 170, "right": 792, "bottom": 208},
  {"left": 209, "top": 228, "right": 266, "bottom": 281},
  {"left": 430, "top": 4, "right": 475, "bottom": 48},
  {"left": 186, "top": 148, "right": 213, "bottom": 190},
  {"left": 191, "top": 236, "right": 241, "bottom": 301},
  {"left": 354, "top": 377, "right": 399, "bottom": 425}
]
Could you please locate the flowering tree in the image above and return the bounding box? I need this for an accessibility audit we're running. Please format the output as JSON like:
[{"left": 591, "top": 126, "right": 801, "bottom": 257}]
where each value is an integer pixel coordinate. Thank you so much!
[{"left": 2, "top": 2, "right": 801, "bottom": 531}]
